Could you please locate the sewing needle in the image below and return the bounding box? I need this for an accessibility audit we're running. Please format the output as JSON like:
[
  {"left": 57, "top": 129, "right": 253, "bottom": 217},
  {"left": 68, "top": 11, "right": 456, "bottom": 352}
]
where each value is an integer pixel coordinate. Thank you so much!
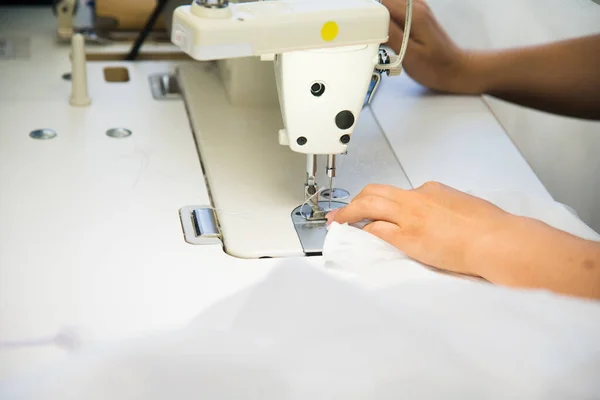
[{"left": 326, "top": 154, "right": 336, "bottom": 211}]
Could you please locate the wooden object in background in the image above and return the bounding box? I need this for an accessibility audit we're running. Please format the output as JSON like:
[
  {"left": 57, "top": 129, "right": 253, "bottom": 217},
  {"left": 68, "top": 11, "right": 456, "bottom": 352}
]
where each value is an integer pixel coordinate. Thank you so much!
[{"left": 95, "top": 0, "right": 166, "bottom": 30}]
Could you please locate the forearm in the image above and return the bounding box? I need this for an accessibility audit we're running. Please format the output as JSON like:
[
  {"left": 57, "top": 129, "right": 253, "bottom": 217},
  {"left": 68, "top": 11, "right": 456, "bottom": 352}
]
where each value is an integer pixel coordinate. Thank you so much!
[
  {"left": 471, "top": 215, "right": 600, "bottom": 299},
  {"left": 466, "top": 34, "right": 600, "bottom": 120}
]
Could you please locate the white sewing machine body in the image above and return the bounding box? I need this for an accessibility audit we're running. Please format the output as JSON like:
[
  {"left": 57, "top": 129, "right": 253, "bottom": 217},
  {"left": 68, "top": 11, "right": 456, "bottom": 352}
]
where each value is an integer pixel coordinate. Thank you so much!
[
  {"left": 171, "top": 0, "right": 414, "bottom": 257},
  {"left": 0, "top": 2, "right": 552, "bottom": 379},
  {"left": 172, "top": 0, "right": 388, "bottom": 154}
]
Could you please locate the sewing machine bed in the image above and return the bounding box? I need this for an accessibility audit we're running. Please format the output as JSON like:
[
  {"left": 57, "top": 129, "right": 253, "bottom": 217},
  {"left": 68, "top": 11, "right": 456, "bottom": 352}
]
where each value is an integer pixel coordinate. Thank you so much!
[
  {"left": 178, "top": 63, "right": 411, "bottom": 259},
  {"left": 177, "top": 62, "right": 549, "bottom": 259}
]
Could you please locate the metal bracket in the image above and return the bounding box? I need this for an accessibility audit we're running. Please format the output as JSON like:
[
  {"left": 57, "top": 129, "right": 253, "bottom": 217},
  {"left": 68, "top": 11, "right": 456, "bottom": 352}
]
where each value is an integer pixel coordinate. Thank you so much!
[
  {"left": 149, "top": 73, "right": 182, "bottom": 100},
  {"left": 364, "top": 71, "right": 382, "bottom": 107},
  {"left": 362, "top": 47, "right": 396, "bottom": 107},
  {"left": 291, "top": 201, "right": 346, "bottom": 255},
  {"left": 179, "top": 206, "right": 222, "bottom": 245}
]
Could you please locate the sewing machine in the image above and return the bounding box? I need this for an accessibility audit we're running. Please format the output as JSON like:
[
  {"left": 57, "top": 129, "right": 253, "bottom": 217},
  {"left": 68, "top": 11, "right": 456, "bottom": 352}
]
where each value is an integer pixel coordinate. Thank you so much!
[{"left": 169, "top": 0, "right": 415, "bottom": 258}]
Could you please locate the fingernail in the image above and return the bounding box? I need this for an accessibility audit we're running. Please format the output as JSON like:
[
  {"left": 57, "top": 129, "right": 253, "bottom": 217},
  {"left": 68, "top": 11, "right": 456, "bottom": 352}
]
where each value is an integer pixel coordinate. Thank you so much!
[{"left": 326, "top": 209, "right": 339, "bottom": 225}]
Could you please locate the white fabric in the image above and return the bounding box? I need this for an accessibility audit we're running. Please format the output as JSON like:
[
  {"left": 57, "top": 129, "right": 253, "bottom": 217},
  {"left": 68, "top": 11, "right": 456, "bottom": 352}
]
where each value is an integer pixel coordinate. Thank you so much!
[
  {"left": 2, "top": 191, "right": 600, "bottom": 399},
  {"left": 323, "top": 222, "right": 467, "bottom": 289},
  {"left": 2, "top": 261, "right": 600, "bottom": 399}
]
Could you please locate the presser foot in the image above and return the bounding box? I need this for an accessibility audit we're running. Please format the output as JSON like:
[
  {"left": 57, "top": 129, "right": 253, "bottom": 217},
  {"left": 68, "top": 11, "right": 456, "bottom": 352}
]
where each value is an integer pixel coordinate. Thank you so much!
[
  {"left": 304, "top": 204, "right": 328, "bottom": 221},
  {"left": 304, "top": 183, "right": 327, "bottom": 221},
  {"left": 291, "top": 201, "right": 346, "bottom": 255}
]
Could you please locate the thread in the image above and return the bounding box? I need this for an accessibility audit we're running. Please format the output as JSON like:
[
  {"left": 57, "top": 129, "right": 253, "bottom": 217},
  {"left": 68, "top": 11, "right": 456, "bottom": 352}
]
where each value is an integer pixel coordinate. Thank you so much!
[{"left": 300, "top": 186, "right": 327, "bottom": 219}]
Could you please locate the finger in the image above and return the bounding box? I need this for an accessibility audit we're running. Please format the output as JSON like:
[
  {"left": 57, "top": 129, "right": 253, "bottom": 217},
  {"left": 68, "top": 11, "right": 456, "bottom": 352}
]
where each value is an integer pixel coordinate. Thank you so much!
[
  {"left": 384, "top": 0, "right": 428, "bottom": 28},
  {"left": 354, "top": 184, "right": 410, "bottom": 202},
  {"left": 362, "top": 220, "right": 404, "bottom": 246},
  {"left": 382, "top": 0, "right": 407, "bottom": 26},
  {"left": 384, "top": 0, "right": 431, "bottom": 46},
  {"left": 386, "top": 19, "right": 405, "bottom": 55},
  {"left": 386, "top": 11, "right": 424, "bottom": 54},
  {"left": 326, "top": 208, "right": 339, "bottom": 224},
  {"left": 331, "top": 195, "right": 404, "bottom": 226}
]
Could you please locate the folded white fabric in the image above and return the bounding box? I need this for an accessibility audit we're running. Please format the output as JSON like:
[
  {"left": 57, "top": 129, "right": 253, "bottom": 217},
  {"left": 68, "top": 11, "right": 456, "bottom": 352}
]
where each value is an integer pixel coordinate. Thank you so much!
[
  {"left": 3, "top": 259, "right": 600, "bottom": 400},
  {"left": 323, "top": 221, "right": 455, "bottom": 288},
  {"left": 323, "top": 191, "right": 600, "bottom": 288}
]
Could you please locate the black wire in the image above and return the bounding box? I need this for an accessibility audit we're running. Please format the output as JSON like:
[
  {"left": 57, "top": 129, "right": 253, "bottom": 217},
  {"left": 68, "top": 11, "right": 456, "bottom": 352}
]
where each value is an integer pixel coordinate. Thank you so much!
[{"left": 125, "top": 0, "right": 170, "bottom": 61}]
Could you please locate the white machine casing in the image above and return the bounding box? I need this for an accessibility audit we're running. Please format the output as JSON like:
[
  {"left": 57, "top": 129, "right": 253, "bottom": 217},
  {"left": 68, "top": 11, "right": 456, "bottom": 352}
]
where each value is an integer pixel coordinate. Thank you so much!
[
  {"left": 171, "top": 0, "right": 389, "bottom": 154},
  {"left": 275, "top": 44, "right": 380, "bottom": 154},
  {"left": 171, "top": 0, "right": 389, "bottom": 59}
]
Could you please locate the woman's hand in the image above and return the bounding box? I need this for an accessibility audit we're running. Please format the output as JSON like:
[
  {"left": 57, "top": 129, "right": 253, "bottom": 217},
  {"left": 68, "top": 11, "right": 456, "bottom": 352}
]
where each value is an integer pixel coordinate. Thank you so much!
[
  {"left": 326, "top": 182, "right": 510, "bottom": 277},
  {"left": 382, "top": 0, "right": 482, "bottom": 94},
  {"left": 383, "top": 0, "right": 600, "bottom": 120},
  {"left": 327, "top": 182, "right": 600, "bottom": 299}
]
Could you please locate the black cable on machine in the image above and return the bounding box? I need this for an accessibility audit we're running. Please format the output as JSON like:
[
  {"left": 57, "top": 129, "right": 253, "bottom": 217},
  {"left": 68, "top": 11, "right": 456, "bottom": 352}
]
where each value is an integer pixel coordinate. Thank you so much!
[{"left": 125, "top": 0, "right": 169, "bottom": 61}]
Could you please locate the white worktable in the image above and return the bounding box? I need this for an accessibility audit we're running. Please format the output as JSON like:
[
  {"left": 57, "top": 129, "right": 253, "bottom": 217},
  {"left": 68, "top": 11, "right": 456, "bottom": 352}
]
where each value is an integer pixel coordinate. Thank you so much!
[{"left": 0, "top": 6, "right": 550, "bottom": 379}]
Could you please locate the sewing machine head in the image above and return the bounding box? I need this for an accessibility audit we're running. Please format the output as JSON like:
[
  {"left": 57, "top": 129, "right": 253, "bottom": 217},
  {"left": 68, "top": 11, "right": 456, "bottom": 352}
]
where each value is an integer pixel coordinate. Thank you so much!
[
  {"left": 273, "top": 44, "right": 381, "bottom": 156},
  {"left": 171, "top": 0, "right": 392, "bottom": 218}
]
